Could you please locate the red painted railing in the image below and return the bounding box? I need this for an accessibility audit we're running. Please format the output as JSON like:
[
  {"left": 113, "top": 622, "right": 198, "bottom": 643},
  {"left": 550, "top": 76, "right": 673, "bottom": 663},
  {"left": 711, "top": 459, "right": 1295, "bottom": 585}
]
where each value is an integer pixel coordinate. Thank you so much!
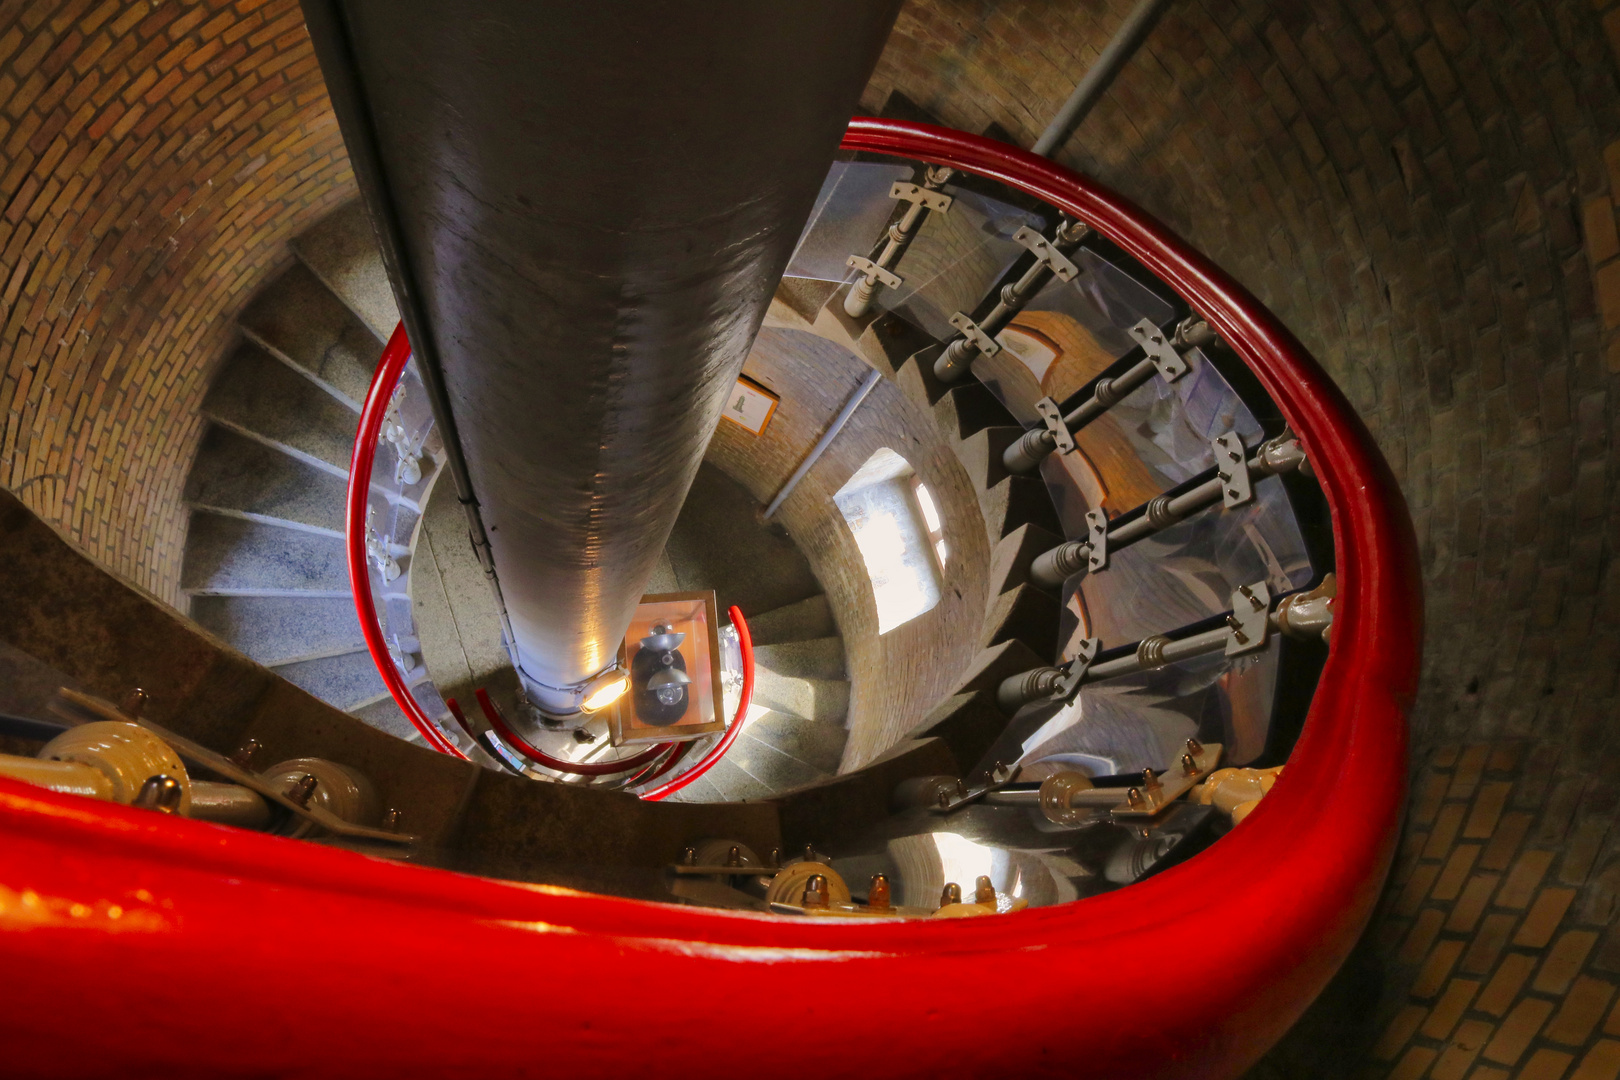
[
  {"left": 0, "top": 120, "right": 1419, "bottom": 1079},
  {"left": 347, "top": 330, "right": 751, "bottom": 785},
  {"left": 344, "top": 321, "right": 466, "bottom": 758}
]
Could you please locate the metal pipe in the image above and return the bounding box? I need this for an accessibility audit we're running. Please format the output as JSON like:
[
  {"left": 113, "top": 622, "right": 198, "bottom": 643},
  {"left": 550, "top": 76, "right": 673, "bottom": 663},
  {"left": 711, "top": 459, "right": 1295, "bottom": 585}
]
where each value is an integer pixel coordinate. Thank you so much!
[
  {"left": 1029, "top": 434, "right": 1308, "bottom": 588},
  {"left": 844, "top": 166, "right": 953, "bottom": 318},
  {"left": 302, "top": 2, "right": 902, "bottom": 719},
  {"left": 0, "top": 754, "right": 112, "bottom": 801},
  {"left": 934, "top": 219, "right": 1091, "bottom": 382},
  {"left": 1030, "top": 0, "right": 1176, "bottom": 158},
  {"left": 1004, "top": 316, "right": 1212, "bottom": 475},
  {"left": 998, "top": 590, "right": 1334, "bottom": 712},
  {"left": 189, "top": 782, "right": 272, "bottom": 829},
  {"left": 763, "top": 368, "right": 882, "bottom": 519}
]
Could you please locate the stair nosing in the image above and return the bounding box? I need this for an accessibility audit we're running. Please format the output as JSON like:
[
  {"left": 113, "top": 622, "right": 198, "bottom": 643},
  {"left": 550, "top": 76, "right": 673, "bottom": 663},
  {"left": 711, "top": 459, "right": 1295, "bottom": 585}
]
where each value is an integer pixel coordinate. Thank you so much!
[
  {"left": 292, "top": 245, "right": 396, "bottom": 343},
  {"left": 237, "top": 324, "right": 364, "bottom": 414},
  {"left": 200, "top": 414, "right": 351, "bottom": 481},
  {"left": 185, "top": 504, "right": 345, "bottom": 540},
  {"left": 735, "top": 726, "right": 829, "bottom": 778},
  {"left": 183, "top": 587, "right": 355, "bottom": 599},
  {"left": 266, "top": 644, "right": 371, "bottom": 668}
]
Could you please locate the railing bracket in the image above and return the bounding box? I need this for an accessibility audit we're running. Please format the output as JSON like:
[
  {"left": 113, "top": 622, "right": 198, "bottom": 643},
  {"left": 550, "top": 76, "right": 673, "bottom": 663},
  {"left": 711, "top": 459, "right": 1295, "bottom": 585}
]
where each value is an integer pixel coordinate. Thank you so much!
[
  {"left": 1225, "top": 581, "right": 1271, "bottom": 656},
  {"left": 845, "top": 254, "right": 902, "bottom": 290},
  {"left": 1035, "top": 396, "right": 1076, "bottom": 455},
  {"left": 930, "top": 761, "right": 1020, "bottom": 813},
  {"left": 1055, "top": 636, "right": 1101, "bottom": 703},
  {"left": 890, "top": 180, "right": 953, "bottom": 213},
  {"left": 1085, "top": 509, "right": 1109, "bottom": 571},
  {"left": 1013, "top": 225, "right": 1080, "bottom": 281},
  {"left": 1213, "top": 432, "right": 1253, "bottom": 507},
  {"left": 948, "top": 311, "right": 1002, "bottom": 356},
  {"left": 1129, "top": 317, "right": 1189, "bottom": 381}
]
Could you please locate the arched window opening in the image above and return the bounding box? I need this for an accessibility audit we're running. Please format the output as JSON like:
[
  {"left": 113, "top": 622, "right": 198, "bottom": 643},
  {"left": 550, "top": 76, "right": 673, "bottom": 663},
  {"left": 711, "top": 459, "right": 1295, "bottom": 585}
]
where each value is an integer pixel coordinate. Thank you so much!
[{"left": 834, "top": 448, "right": 943, "bottom": 634}]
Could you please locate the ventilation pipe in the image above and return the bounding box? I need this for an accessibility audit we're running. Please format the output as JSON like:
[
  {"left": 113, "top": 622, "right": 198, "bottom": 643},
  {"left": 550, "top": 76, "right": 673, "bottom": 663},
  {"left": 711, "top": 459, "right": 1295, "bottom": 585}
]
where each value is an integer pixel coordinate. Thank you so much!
[{"left": 302, "top": 2, "right": 901, "bottom": 720}]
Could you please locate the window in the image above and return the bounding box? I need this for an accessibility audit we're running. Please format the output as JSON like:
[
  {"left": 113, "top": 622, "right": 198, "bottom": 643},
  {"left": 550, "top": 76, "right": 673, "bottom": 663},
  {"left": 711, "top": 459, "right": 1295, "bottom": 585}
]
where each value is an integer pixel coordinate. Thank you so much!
[
  {"left": 911, "top": 475, "right": 947, "bottom": 569},
  {"left": 834, "top": 448, "right": 943, "bottom": 634}
]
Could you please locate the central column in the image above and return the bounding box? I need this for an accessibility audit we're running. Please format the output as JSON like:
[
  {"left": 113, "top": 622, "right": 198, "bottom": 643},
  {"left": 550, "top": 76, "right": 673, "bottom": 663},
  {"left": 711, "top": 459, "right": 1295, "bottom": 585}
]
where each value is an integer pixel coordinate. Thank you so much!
[{"left": 307, "top": 2, "right": 900, "bottom": 717}]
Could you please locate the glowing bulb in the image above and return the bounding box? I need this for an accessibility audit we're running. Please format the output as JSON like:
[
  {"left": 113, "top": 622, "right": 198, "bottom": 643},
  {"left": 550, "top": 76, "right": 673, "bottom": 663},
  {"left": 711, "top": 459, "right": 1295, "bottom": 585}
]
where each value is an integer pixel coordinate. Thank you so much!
[{"left": 582, "top": 676, "right": 628, "bottom": 712}]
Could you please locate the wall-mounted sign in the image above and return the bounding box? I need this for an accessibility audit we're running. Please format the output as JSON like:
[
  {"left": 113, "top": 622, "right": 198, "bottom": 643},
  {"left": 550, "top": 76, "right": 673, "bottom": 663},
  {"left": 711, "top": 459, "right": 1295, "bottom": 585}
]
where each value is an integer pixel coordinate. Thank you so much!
[{"left": 720, "top": 375, "right": 779, "bottom": 436}]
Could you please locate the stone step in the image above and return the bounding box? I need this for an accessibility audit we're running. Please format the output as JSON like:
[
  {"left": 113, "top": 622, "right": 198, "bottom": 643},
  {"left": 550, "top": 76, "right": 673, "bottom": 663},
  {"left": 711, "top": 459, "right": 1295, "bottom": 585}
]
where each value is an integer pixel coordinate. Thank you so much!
[
  {"left": 238, "top": 261, "right": 384, "bottom": 409},
  {"left": 291, "top": 200, "right": 400, "bottom": 341},
  {"left": 753, "top": 636, "right": 845, "bottom": 680},
  {"left": 189, "top": 595, "right": 365, "bottom": 666},
  {"left": 181, "top": 513, "right": 349, "bottom": 596},
  {"left": 727, "top": 730, "right": 827, "bottom": 793},
  {"left": 745, "top": 708, "right": 847, "bottom": 775},
  {"left": 185, "top": 426, "right": 348, "bottom": 534},
  {"left": 752, "top": 668, "right": 849, "bottom": 725},
  {"left": 701, "top": 755, "right": 774, "bottom": 802},
  {"left": 202, "top": 344, "right": 359, "bottom": 474},
  {"left": 745, "top": 594, "right": 836, "bottom": 646},
  {"left": 981, "top": 582, "right": 1060, "bottom": 661},
  {"left": 270, "top": 650, "right": 388, "bottom": 713},
  {"left": 664, "top": 772, "right": 725, "bottom": 804},
  {"left": 348, "top": 694, "right": 423, "bottom": 742}
]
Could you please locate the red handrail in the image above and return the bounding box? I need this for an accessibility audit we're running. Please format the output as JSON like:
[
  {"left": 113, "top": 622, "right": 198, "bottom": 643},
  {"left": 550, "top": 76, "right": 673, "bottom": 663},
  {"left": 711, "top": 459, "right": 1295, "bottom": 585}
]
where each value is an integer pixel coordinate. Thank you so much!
[
  {"left": 640, "top": 605, "right": 754, "bottom": 800},
  {"left": 471, "top": 689, "right": 667, "bottom": 778},
  {"left": 349, "top": 324, "right": 753, "bottom": 792},
  {"left": 0, "top": 119, "right": 1419, "bottom": 1080},
  {"left": 344, "top": 322, "right": 466, "bottom": 759}
]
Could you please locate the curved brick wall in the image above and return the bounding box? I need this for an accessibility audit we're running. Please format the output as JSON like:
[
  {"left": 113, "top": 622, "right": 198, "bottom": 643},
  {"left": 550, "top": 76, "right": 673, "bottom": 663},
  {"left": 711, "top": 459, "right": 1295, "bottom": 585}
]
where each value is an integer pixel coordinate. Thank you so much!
[{"left": 0, "top": 0, "right": 353, "bottom": 604}]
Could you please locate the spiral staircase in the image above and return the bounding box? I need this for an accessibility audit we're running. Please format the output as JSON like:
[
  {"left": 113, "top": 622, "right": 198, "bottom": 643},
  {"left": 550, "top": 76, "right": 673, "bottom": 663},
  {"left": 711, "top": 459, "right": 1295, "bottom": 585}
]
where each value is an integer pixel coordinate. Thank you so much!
[
  {"left": 178, "top": 201, "right": 857, "bottom": 797},
  {"left": 0, "top": 23, "right": 1419, "bottom": 1070}
]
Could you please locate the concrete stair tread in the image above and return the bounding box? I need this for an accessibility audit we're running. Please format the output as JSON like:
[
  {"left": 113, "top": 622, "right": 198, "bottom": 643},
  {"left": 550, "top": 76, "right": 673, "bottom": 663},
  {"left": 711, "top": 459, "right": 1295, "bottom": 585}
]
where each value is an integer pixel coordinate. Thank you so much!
[
  {"left": 702, "top": 756, "right": 775, "bottom": 802},
  {"left": 189, "top": 595, "right": 366, "bottom": 666},
  {"left": 746, "top": 594, "right": 836, "bottom": 646},
  {"left": 270, "top": 650, "right": 388, "bottom": 712},
  {"left": 744, "top": 709, "right": 847, "bottom": 774},
  {"left": 185, "top": 426, "right": 348, "bottom": 534},
  {"left": 238, "top": 261, "right": 383, "bottom": 409},
  {"left": 182, "top": 514, "right": 349, "bottom": 595},
  {"left": 752, "top": 636, "right": 846, "bottom": 680},
  {"left": 202, "top": 344, "right": 359, "bottom": 474},
  {"left": 727, "top": 731, "right": 827, "bottom": 793},
  {"left": 752, "top": 668, "right": 850, "bottom": 725},
  {"left": 348, "top": 694, "right": 422, "bottom": 742},
  {"left": 664, "top": 773, "right": 725, "bottom": 804},
  {"left": 292, "top": 200, "right": 400, "bottom": 340}
]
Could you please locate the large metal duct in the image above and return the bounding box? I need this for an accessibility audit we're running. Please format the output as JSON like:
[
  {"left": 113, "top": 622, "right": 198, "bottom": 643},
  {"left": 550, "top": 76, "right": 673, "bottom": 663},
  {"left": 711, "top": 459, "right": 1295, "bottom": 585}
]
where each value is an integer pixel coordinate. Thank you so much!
[{"left": 302, "top": 3, "right": 900, "bottom": 717}]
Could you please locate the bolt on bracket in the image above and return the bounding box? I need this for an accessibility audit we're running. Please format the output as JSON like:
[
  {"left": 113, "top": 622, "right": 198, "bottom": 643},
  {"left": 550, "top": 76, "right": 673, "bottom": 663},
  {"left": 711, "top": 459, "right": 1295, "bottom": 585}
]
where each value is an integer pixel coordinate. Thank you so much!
[
  {"left": 1213, "top": 432, "right": 1253, "bottom": 507},
  {"left": 845, "top": 254, "right": 902, "bottom": 290},
  {"left": 1035, "top": 396, "right": 1075, "bottom": 455},
  {"left": 1085, "top": 509, "right": 1109, "bottom": 571},
  {"left": 1128, "top": 318, "right": 1190, "bottom": 382},
  {"left": 890, "top": 180, "right": 953, "bottom": 212},
  {"left": 1225, "top": 581, "right": 1271, "bottom": 656},
  {"left": 930, "top": 761, "right": 1021, "bottom": 814},
  {"left": 1012, "top": 225, "right": 1080, "bottom": 281},
  {"left": 948, "top": 311, "right": 1002, "bottom": 356},
  {"left": 1055, "top": 636, "right": 1101, "bottom": 703}
]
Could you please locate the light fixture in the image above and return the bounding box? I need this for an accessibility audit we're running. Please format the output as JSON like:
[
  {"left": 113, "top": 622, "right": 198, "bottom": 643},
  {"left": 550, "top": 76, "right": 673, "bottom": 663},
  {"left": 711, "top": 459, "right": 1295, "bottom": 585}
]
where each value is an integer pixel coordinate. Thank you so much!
[
  {"left": 648, "top": 663, "right": 692, "bottom": 706},
  {"left": 581, "top": 674, "right": 629, "bottom": 712}
]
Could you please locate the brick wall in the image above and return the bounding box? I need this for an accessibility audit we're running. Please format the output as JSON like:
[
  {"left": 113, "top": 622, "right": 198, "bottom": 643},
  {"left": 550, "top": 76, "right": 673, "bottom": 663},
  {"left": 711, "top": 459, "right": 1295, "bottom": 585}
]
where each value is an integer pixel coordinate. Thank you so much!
[
  {"left": 863, "top": 0, "right": 1620, "bottom": 1074},
  {"left": 0, "top": 0, "right": 354, "bottom": 605},
  {"left": 706, "top": 324, "right": 993, "bottom": 770}
]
